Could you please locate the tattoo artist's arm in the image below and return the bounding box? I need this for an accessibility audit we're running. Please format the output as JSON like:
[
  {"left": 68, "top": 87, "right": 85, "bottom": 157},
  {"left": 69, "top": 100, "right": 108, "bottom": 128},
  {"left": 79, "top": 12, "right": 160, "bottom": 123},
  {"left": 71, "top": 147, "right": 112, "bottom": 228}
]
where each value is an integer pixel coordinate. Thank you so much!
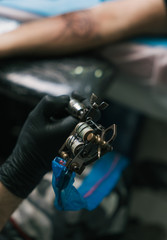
[
  {"left": 0, "top": 182, "right": 22, "bottom": 231},
  {"left": 0, "top": 0, "right": 166, "bottom": 58},
  {"left": 0, "top": 95, "right": 77, "bottom": 231}
]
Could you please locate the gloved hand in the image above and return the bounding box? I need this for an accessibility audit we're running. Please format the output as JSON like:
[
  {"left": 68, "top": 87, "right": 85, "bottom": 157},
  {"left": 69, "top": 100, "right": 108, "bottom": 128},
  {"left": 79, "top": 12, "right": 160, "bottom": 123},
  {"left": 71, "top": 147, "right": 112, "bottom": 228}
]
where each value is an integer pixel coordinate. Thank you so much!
[{"left": 0, "top": 95, "right": 77, "bottom": 198}]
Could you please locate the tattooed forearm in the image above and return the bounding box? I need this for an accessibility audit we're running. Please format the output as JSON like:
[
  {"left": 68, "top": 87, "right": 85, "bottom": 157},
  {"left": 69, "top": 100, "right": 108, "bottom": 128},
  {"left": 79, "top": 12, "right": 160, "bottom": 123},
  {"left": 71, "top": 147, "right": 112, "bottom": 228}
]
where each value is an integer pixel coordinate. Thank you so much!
[
  {"left": 60, "top": 10, "right": 102, "bottom": 42},
  {"left": 63, "top": 11, "right": 97, "bottom": 38},
  {"left": 0, "top": 0, "right": 166, "bottom": 58}
]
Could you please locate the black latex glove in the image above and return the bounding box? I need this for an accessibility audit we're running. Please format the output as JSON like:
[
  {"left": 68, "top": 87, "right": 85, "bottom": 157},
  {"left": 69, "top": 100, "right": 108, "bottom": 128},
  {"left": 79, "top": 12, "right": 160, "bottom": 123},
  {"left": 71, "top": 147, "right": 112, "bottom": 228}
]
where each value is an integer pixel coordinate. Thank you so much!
[{"left": 0, "top": 95, "right": 77, "bottom": 198}]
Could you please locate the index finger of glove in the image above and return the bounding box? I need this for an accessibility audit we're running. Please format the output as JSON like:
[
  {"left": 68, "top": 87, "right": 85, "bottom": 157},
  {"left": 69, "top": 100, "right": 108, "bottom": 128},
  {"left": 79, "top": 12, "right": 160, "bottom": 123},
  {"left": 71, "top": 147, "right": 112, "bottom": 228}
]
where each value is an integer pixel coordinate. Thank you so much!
[
  {"left": 71, "top": 91, "right": 86, "bottom": 102},
  {"left": 71, "top": 91, "right": 90, "bottom": 108},
  {"left": 33, "top": 95, "right": 70, "bottom": 120}
]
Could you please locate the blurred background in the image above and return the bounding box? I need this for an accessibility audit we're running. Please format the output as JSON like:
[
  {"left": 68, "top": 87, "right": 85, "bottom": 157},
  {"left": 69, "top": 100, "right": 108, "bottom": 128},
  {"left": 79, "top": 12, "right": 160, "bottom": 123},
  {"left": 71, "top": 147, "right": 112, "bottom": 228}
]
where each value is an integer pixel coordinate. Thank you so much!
[{"left": 0, "top": 3, "right": 167, "bottom": 240}]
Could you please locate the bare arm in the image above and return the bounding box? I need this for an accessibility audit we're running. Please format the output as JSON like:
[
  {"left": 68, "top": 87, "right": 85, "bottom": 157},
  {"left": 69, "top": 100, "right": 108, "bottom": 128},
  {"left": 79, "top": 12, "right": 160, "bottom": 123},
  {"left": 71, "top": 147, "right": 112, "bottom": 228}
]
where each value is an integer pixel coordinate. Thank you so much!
[
  {"left": 0, "top": 0, "right": 166, "bottom": 58},
  {"left": 0, "top": 182, "right": 22, "bottom": 231}
]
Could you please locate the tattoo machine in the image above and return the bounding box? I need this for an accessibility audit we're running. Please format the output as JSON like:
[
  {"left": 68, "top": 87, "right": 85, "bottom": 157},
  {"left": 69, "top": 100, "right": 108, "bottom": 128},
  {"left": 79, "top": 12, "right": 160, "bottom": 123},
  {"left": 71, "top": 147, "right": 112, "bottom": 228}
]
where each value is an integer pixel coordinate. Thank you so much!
[{"left": 58, "top": 93, "right": 117, "bottom": 175}]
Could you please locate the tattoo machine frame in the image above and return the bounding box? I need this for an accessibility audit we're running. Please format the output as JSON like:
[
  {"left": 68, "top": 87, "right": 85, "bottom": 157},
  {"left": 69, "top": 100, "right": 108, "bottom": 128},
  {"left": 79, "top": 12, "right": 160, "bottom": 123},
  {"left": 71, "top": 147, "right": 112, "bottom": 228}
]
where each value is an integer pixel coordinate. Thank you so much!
[{"left": 59, "top": 93, "right": 117, "bottom": 175}]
